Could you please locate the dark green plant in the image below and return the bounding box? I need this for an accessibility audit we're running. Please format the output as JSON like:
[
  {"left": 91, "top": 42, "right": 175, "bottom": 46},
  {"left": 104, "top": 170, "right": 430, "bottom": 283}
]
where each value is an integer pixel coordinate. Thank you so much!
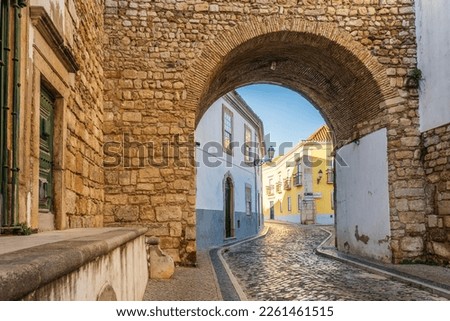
[
  {"left": 406, "top": 67, "right": 423, "bottom": 88},
  {"left": 17, "top": 222, "right": 32, "bottom": 236},
  {"left": 410, "top": 68, "right": 423, "bottom": 81}
]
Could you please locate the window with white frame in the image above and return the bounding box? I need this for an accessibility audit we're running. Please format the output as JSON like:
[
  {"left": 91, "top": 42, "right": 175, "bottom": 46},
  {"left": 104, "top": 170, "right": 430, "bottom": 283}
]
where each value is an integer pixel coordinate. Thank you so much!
[
  {"left": 223, "top": 106, "right": 233, "bottom": 154},
  {"left": 287, "top": 196, "right": 292, "bottom": 212},
  {"left": 245, "top": 185, "right": 252, "bottom": 215},
  {"left": 294, "top": 161, "right": 302, "bottom": 186},
  {"left": 327, "top": 167, "right": 334, "bottom": 184}
]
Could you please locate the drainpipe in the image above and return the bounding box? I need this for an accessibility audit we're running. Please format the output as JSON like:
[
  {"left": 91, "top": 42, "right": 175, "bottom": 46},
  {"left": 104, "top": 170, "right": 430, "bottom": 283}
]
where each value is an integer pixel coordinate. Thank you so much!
[
  {"left": 10, "top": 0, "right": 26, "bottom": 226},
  {"left": 0, "top": 0, "right": 10, "bottom": 228},
  {"left": 0, "top": 0, "right": 5, "bottom": 229}
]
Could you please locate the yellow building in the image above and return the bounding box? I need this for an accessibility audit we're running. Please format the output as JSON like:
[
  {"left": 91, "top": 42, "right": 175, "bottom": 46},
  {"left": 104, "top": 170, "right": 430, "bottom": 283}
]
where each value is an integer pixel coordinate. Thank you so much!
[{"left": 262, "top": 126, "right": 334, "bottom": 224}]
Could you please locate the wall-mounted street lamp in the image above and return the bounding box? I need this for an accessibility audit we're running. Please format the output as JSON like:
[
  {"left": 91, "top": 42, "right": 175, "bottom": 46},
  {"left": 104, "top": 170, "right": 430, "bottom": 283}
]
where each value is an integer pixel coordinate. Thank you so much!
[
  {"left": 317, "top": 169, "right": 323, "bottom": 184},
  {"left": 254, "top": 146, "right": 275, "bottom": 166}
]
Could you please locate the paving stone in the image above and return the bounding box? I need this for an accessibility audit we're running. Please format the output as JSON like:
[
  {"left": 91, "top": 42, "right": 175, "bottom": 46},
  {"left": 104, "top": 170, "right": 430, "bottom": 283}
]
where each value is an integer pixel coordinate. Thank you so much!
[{"left": 223, "top": 223, "right": 447, "bottom": 301}]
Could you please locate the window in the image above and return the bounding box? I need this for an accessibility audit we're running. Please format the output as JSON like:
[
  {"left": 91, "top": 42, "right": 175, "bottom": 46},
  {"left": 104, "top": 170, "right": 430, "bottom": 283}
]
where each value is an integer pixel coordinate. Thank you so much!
[
  {"left": 245, "top": 185, "right": 252, "bottom": 215},
  {"left": 287, "top": 196, "right": 292, "bottom": 212},
  {"left": 294, "top": 161, "right": 302, "bottom": 186},
  {"left": 279, "top": 200, "right": 283, "bottom": 213},
  {"left": 297, "top": 194, "right": 302, "bottom": 212},
  {"left": 223, "top": 106, "right": 233, "bottom": 154},
  {"left": 327, "top": 167, "right": 334, "bottom": 184},
  {"left": 244, "top": 125, "right": 252, "bottom": 162}
]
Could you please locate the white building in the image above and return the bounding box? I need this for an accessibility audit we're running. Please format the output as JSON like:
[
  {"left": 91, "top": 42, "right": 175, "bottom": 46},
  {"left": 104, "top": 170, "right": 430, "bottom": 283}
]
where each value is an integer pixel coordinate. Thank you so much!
[{"left": 195, "top": 91, "right": 265, "bottom": 250}]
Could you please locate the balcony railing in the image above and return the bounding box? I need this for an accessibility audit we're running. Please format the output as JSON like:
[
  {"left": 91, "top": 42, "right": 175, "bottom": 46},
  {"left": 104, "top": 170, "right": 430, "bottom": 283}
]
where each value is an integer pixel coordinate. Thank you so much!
[
  {"left": 293, "top": 173, "right": 302, "bottom": 186},
  {"left": 276, "top": 182, "right": 282, "bottom": 193},
  {"left": 283, "top": 178, "right": 291, "bottom": 190},
  {"left": 266, "top": 185, "right": 274, "bottom": 196}
]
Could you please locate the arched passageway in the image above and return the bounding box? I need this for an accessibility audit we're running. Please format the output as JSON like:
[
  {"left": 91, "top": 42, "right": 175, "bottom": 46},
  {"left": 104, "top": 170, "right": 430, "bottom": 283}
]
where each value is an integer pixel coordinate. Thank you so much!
[
  {"left": 186, "top": 18, "right": 414, "bottom": 264},
  {"left": 104, "top": 10, "right": 426, "bottom": 265}
]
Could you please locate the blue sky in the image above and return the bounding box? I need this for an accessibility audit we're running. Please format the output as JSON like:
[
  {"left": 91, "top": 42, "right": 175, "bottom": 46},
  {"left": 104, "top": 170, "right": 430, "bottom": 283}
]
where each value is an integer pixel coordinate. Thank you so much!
[{"left": 236, "top": 84, "right": 325, "bottom": 156}]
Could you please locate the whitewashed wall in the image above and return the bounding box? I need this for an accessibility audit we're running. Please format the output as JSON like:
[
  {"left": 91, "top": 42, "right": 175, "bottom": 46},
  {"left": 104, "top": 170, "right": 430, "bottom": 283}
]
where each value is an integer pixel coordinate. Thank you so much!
[
  {"left": 195, "top": 97, "right": 261, "bottom": 212},
  {"left": 415, "top": 0, "right": 450, "bottom": 132},
  {"left": 195, "top": 95, "right": 263, "bottom": 249},
  {"left": 336, "top": 129, "right": 391, "bottom": 262},
  {"left": 22, "top": 233, "right": 148, "bottom": 300}
]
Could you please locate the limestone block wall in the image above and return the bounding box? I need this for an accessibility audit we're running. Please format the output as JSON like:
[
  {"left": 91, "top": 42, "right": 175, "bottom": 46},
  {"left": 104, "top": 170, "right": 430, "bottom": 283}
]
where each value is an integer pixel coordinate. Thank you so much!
[
  {"left": 59, "top": 0, "right": 105, "bottom": 228},
  {"left": 19, "top": 0, "right": 105, "bottom": 230},
  {"left": 422, "top": 124, "right": 450, "bottom": 263},
  {"left": 103, "top": 0, "right": 423, "bottom": 264}
]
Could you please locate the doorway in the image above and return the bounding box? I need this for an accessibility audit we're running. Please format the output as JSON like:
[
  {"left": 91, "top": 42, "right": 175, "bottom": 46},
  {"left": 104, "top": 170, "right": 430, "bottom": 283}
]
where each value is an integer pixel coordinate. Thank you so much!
[
  {"left": 224, "top": 176, "right": 234, "bottom": 238},
  {"left": 38, "top": 87, "right": 55, "bottom": 231}
]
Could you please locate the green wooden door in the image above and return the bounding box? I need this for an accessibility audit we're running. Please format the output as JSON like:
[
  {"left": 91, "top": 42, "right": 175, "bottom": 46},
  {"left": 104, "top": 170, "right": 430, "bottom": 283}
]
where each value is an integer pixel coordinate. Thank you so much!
[{"left": 39, "top": 88, "right": 54, "bottom": 212}]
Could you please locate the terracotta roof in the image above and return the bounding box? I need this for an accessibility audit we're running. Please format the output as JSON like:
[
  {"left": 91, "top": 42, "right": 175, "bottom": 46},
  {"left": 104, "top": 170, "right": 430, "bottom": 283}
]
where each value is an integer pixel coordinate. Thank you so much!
[{"left": 305, "top": 125, "right": 332, "bottom": 142}]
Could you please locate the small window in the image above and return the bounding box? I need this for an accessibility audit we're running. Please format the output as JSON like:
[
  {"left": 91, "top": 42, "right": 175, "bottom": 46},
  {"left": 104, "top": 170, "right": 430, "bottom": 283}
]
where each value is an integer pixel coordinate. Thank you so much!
[
  {"left": 223, "top": 106, "right": 233, "bottom": 155},
  {"left": 287, "top": 196, "right": 292, "bottom": 212},
  {"left": 245, "top": 185, "right": 252, "bottom": 215},
  {"left": 297, "top": 194, "right": 302, "bottom": 212},
  {"left": 327, "top": 168, "right": 334, "bottom": 184},
  {"left": 297, "top": 161, "right": 302, "bottom": 174}
]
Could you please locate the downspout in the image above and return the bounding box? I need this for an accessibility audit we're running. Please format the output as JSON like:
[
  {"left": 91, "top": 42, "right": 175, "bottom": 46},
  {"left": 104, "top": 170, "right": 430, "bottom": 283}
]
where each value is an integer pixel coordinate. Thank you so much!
[
  {"left": 0, "top": 0, "right": 10, "bottom": 227},
  {"left": 11, "top": 0, "right": 26, "bottom": 226},
  {"left": 0, "top": 0, "right": 5, "bottom": 229}
]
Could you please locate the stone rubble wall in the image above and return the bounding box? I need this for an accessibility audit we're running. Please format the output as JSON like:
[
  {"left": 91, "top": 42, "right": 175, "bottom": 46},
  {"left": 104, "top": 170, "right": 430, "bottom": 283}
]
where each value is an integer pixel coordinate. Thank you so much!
[
  {"left": 63, "top": 0, "right": 105, "bottom": 228},
  {"left": 422, "top": 123, "right": 450, "bottom": 263}
]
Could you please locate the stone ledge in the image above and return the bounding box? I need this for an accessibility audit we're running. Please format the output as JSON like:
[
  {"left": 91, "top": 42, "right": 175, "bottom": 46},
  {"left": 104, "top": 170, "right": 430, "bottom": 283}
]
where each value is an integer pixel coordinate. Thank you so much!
[{"left": 0, "top": 228, "right": 147, "bottom": 300}]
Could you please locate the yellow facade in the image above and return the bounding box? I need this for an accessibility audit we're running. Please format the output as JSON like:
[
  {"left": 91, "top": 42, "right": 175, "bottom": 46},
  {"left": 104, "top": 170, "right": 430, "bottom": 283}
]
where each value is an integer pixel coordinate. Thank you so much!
[{"left": 262, "top": 126, "right": 334, "bottom": 224}]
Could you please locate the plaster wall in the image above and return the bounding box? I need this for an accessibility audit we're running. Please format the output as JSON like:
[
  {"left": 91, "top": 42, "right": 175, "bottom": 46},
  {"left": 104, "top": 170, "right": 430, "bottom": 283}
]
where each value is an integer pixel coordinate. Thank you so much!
[
  {"left": 23, "top": 234, "right": 148, "bottom": 300},
  {"left": 415, "top": 0, "right": 450, "bottom": 132},
  {"left": 336, "top": 129, "right": 391, "bottom": 262},
  {"left": 195, "top": 95, "right": 262, "bottom": 249}
]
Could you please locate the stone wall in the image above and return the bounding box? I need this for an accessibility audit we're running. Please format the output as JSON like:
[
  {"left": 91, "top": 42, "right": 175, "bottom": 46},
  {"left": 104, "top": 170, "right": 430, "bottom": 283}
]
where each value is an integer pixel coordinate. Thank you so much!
[
  {"left": 62, "top": 0, "right": 105, "bottom": 227},
  {"left": 103, "top": 0, "right": 424, "bottom": 264},
  {"left": 19, "top": 0, "right": 105, "bottom": 230},
  {"left": 423, "top": 124, "right": 450, "bottom": 263}
]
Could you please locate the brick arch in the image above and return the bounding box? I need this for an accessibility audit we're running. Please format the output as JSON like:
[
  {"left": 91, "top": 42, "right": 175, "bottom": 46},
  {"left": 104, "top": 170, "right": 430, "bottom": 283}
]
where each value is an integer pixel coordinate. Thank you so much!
[{"left": 184, "top": 16, "right": 398, "bottom": 142}]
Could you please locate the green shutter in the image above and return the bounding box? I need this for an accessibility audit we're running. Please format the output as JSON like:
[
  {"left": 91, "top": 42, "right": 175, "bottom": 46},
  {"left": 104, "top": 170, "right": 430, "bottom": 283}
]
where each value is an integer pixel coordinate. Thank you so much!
[{"left": 39, "top": 88, "right": 54, "bottom": 211}]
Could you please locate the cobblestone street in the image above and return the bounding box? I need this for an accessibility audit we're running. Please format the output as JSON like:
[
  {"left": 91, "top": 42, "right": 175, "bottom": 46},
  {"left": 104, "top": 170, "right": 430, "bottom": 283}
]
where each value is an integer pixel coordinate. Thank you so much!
[{"left": 223, "top": 222, "right": 447, "bottom": 301}]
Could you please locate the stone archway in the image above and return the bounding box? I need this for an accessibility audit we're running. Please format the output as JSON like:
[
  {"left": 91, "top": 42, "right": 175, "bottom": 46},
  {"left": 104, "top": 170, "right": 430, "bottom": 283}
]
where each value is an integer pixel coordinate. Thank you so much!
[
  {"left": 104, "top": 5, "right": 424, "bottom": 265},
  {"left": 185, "top": 18, "right": 416, "bottom": 264},
  {"left": 184, "top": 17, "right": 398, "bottom": 143}
]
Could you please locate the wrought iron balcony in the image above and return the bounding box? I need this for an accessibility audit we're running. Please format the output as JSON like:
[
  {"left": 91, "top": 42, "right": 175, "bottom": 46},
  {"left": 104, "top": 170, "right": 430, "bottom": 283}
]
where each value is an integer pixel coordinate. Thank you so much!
[
  {"left": 276, "top": 182, "right": 282, "bottom": 193},
  {"left": 266, "top": 185, "right": 275, "bottom": 196},
  {"left": 283, "top": 178, "right": 291, "bottom": 190},
  {"left": 293, "top": 173, "right": 302, "bottom": 186}
]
